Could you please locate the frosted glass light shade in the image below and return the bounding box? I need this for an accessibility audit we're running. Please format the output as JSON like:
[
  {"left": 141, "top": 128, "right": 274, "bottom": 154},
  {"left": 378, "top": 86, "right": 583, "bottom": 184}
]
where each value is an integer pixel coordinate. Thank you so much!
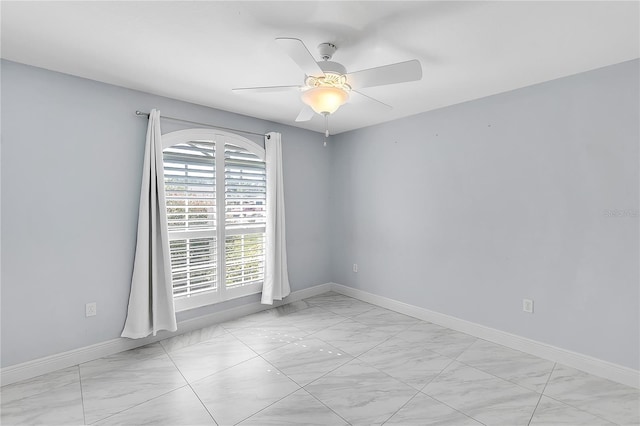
[{"left": 301, "top": 86, "right": 349, "bottom": 115}]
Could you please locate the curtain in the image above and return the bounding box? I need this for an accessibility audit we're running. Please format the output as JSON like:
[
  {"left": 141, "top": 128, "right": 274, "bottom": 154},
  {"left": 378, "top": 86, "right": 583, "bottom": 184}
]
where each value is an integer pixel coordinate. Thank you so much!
[
  {"left": 261, "top": 132, "right": 291, "bottom": 304},
  {"left": 121, "top": 109, "right": 177, "bottom": 338}
]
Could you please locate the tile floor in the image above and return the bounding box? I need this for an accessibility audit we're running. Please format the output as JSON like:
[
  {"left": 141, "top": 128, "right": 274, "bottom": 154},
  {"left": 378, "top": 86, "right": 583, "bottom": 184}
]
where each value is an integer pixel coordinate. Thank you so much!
[{"left": 1, "top": 292, "right": 638, "bottom": 425}]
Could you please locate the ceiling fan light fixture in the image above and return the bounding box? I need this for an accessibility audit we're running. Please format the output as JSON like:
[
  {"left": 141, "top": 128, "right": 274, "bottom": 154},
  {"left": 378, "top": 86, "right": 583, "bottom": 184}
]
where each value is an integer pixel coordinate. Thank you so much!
[{"left": 301, "top": 86, "right": 349, "bottom": 115}]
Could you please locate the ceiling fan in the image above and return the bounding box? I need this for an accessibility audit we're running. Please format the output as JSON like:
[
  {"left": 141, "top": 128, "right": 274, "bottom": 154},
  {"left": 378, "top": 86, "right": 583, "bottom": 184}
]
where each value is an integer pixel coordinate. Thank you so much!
[{"left": 233, "top": 38, "right": 423, "bottom": 126}]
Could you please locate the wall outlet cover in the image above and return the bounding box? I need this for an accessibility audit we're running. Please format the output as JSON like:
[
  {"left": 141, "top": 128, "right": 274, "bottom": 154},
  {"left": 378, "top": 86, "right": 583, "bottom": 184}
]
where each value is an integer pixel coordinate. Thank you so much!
[{"left": 86, "top": 302, "right": 97, "bottom": 317}]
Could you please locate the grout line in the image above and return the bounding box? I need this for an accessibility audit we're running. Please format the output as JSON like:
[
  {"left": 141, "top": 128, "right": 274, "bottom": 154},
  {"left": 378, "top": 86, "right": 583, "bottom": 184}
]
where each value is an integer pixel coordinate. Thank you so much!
[
  {"left": 537, "top": 393, "right": 620, "bottom": 425},
  {"left": 97, "top": 343, "right": 210, "bottom": 424},
  {"left": 231, "top": 329, "right": 354, "bottom": 425},
  {"left": 291, "top": 331, "right": 423, "bottom": 425},
  {"left": 534, "top": 368, "right": 620, "bottom": 426},
  {"left": 298, "top": 336, "right": 393, "bottom": 389},
  {"left": 76, "top": 365, "right": 87, "bottom": 426},
  {"left": 351, "top": 326, "right": 417, "bottom": 360},
  {"left": 160, "top": 343, "right": 219, "bottom": 426},
  {"left": 168, "top": 355, "right": 261, "bottom": 388},
  {"left": 84, "top": 384, "right": 191, "bottom": 425},
  {"left": 453, "top": 356, "right": 550, "bottom": 395},
  {"left": 418, "top": 356, "right": 458, "bottom": 392},
  {"left": 277, "top": 345, "right": 354, "bottom": 389},
  {"left": 425, "top": 331, "right": 561, "bottom": 397},
  {"left": 302, "top": 387, "right": 354, "bottom": 425},
  {"left": 379, "top": 389, "right": 421, "bottom": 425},
  {"left": 421, "top": 393, "right": 489, "bottom": 426},
  {"left": 527, "top": 362, "right": 556, "bottom": 426},
  {"left": 453, "top": 338, "right": 563, "bottom": 394},
  {"left": 231, "top": 383, "right": 301, "bottom": 425},
  {"left": 418, "top": 354, "right": 550, "bottom": 425},
  {"left": 411, "top": 356, "right": 490, "bottom": 425}
]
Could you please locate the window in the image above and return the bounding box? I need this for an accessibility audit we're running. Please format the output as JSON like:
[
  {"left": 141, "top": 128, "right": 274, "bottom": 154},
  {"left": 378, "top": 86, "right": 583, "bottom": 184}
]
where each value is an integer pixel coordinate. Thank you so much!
[{"left": 162, "top": 129, "right": 266, "bottom": 311}]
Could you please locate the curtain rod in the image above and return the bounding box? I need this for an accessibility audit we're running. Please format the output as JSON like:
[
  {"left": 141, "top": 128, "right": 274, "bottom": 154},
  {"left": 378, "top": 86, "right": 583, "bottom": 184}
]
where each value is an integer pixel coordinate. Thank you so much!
[{"left": 135, "top": 111, "right": 270, "bottom": 139}]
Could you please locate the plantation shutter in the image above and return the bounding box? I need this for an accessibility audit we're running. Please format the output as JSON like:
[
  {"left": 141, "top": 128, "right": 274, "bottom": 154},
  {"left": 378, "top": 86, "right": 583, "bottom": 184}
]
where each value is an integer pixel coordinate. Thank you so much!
[
  {"left": 163, "top": 142, "right": 217, "bottom": 298},
  {"left": 224, "top": 144, "right": 267, "bottom": 289}
]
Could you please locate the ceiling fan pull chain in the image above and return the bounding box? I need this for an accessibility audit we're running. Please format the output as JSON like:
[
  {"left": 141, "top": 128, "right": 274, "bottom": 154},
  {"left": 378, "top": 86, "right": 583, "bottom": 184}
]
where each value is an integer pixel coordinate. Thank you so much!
[{"left": 324, "top": 113, "right": 329, "bottom": 147}]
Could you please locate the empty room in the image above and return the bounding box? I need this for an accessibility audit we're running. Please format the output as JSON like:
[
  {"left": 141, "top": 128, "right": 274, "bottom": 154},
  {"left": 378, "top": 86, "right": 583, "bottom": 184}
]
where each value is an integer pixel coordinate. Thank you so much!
[{"left": 1, "top": 1, "right": 639, "bottom": 425}]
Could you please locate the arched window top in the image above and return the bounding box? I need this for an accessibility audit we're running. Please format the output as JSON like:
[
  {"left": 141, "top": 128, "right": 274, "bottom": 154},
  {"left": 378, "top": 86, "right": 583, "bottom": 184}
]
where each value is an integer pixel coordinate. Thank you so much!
[{"left": 162, "top": 128, "right": 265, "bottom": 160}]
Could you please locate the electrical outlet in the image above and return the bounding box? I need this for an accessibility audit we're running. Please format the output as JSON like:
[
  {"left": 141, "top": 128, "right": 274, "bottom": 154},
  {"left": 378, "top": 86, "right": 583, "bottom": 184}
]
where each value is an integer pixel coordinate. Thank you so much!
[
  {"left": 86, "top": 302, "right": 97, "bottom": 317},
  {"left": 353, "top": 263, "right": 358, "bottom": 273},
  {"left": 522, "top": 299, "right": 533, "bottom": 314}
]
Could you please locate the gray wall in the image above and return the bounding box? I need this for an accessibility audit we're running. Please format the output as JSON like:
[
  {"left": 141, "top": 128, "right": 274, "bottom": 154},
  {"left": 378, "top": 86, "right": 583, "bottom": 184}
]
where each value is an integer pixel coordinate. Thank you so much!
[
  {"left": 3, "top": 58, "right": 638, "bottom": 371},
  {"left": 330, "top": 60, "right": 639, "bottom": 370},
  {"left": 1, "top": 60, "right": 332, "bottom": 367}
]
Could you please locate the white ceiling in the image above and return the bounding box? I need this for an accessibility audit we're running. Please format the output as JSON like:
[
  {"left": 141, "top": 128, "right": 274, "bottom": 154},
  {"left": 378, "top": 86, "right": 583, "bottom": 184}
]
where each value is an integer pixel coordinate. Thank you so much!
[{"left": 2, "top": 1, "right": 638, "bottom": 134}]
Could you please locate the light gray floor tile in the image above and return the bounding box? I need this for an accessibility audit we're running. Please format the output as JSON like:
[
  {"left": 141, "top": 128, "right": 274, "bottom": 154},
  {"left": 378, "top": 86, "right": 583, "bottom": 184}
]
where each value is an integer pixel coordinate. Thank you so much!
[
  {"left": 159, "top": 324, "right": 227, "bottom": 353},
  {"left": 1, "top": 380, "right": 84, "bottom": 426},
  {"left": 167, "top": 332, "right": 257, "bottom": 382},
  {"left": 529, "top": 395, "right": 616, "bottom": 426},
  {"left": 229, "top": 323, "right": 308, "bottom": 354},
  {"left": 422, "top": 361, "right": 540, "bottom": 425},
  {"left": 396, "top": 322, "right": 477, "bottom": 358},
  {"left": 239, "top": 389, "right": 349, "bottom": 425},
  {"left": 79, "top": 343, "right": 166, "bottom": 379},
  {"left": 5, "top": 299, "right": 637, "bottom": 426},
  {"left": 94, "top": 386, "right": 215, "bottom": 426},
  {"left": 359, "top": 336, "right": 454, "bottom": 389},
  {"left": 219, "top": 301, "right": 311, "bottom": 331},
  {"left": 219, "top": 308, "right": 288, "bottom": 331},
  {"left": 276, "top": 299, "right": 313, "bottom": 314},
  {"left": 310, "top": 318, "right": 395, "bottom": 357},
  {"left": 351, "top": 307, "right": 420, "bottom": 334},
  {"left": 191, "top": 356, "right": 300, "bottom": 425},
  {"left": 261, "top": 337, "right": 353, "bottom": 386},
  {"left": 304, "top": 292, "right": 350, "bottom": 305},
  {"left": 305, "top": 359, "right": 418, "bottom": 425},
  {"left": 457, "top": 339, "right": 555, "bottom": 392},
  {"left": 323, "top": 299, "right": 377, "bottom": 317},
  {"left": 305, "top": 294, "right": 376, "bottom": 317},
  {"left": 385, "top": 392, "right": 483, "bottom": 425},
  {"left": 543, "top": 364, "right": 640, "bottom": 425},
  {"left": 276, "top": 306, "right": 348, "bottom": 333},
  {"left": 80, "top": 353, "right": 186, "bottom": 424},
  {"left": 1, "top": 366, "right": 80, "bottom": 404}
]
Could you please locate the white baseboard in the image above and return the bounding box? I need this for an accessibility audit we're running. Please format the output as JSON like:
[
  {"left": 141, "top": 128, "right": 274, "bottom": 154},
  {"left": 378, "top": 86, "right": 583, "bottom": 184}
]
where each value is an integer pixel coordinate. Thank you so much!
[
  {"left": 1, "top": 283, "right": 332, "bottom": 386},
  {"left": 330, "top": 283, "right": 640, "bottom": 389}
]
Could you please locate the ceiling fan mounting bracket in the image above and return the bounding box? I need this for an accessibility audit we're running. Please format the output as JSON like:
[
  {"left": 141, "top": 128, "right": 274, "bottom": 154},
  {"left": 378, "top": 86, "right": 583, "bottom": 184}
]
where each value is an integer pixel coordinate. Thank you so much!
[{"left": 318, "top": 42, "right": 337, "bottom": 61}]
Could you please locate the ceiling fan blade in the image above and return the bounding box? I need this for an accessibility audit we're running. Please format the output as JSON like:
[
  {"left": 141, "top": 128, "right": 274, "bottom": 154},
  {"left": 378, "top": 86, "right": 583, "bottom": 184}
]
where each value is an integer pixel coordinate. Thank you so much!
[
  {"left": 295, "top": 105, "right": 315, "bottom": 122},
  {"left": 275, "top": 37, "right": 324, "bottom": 77},
  {"left": 350, "top": 90, "right": 393, "bottom": 109},
  {"left": 232, "top": 85, "right": 302, "bottom": 93},
  {"left": 346, "top": 59, "right": 422, "bottom": 89}
]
